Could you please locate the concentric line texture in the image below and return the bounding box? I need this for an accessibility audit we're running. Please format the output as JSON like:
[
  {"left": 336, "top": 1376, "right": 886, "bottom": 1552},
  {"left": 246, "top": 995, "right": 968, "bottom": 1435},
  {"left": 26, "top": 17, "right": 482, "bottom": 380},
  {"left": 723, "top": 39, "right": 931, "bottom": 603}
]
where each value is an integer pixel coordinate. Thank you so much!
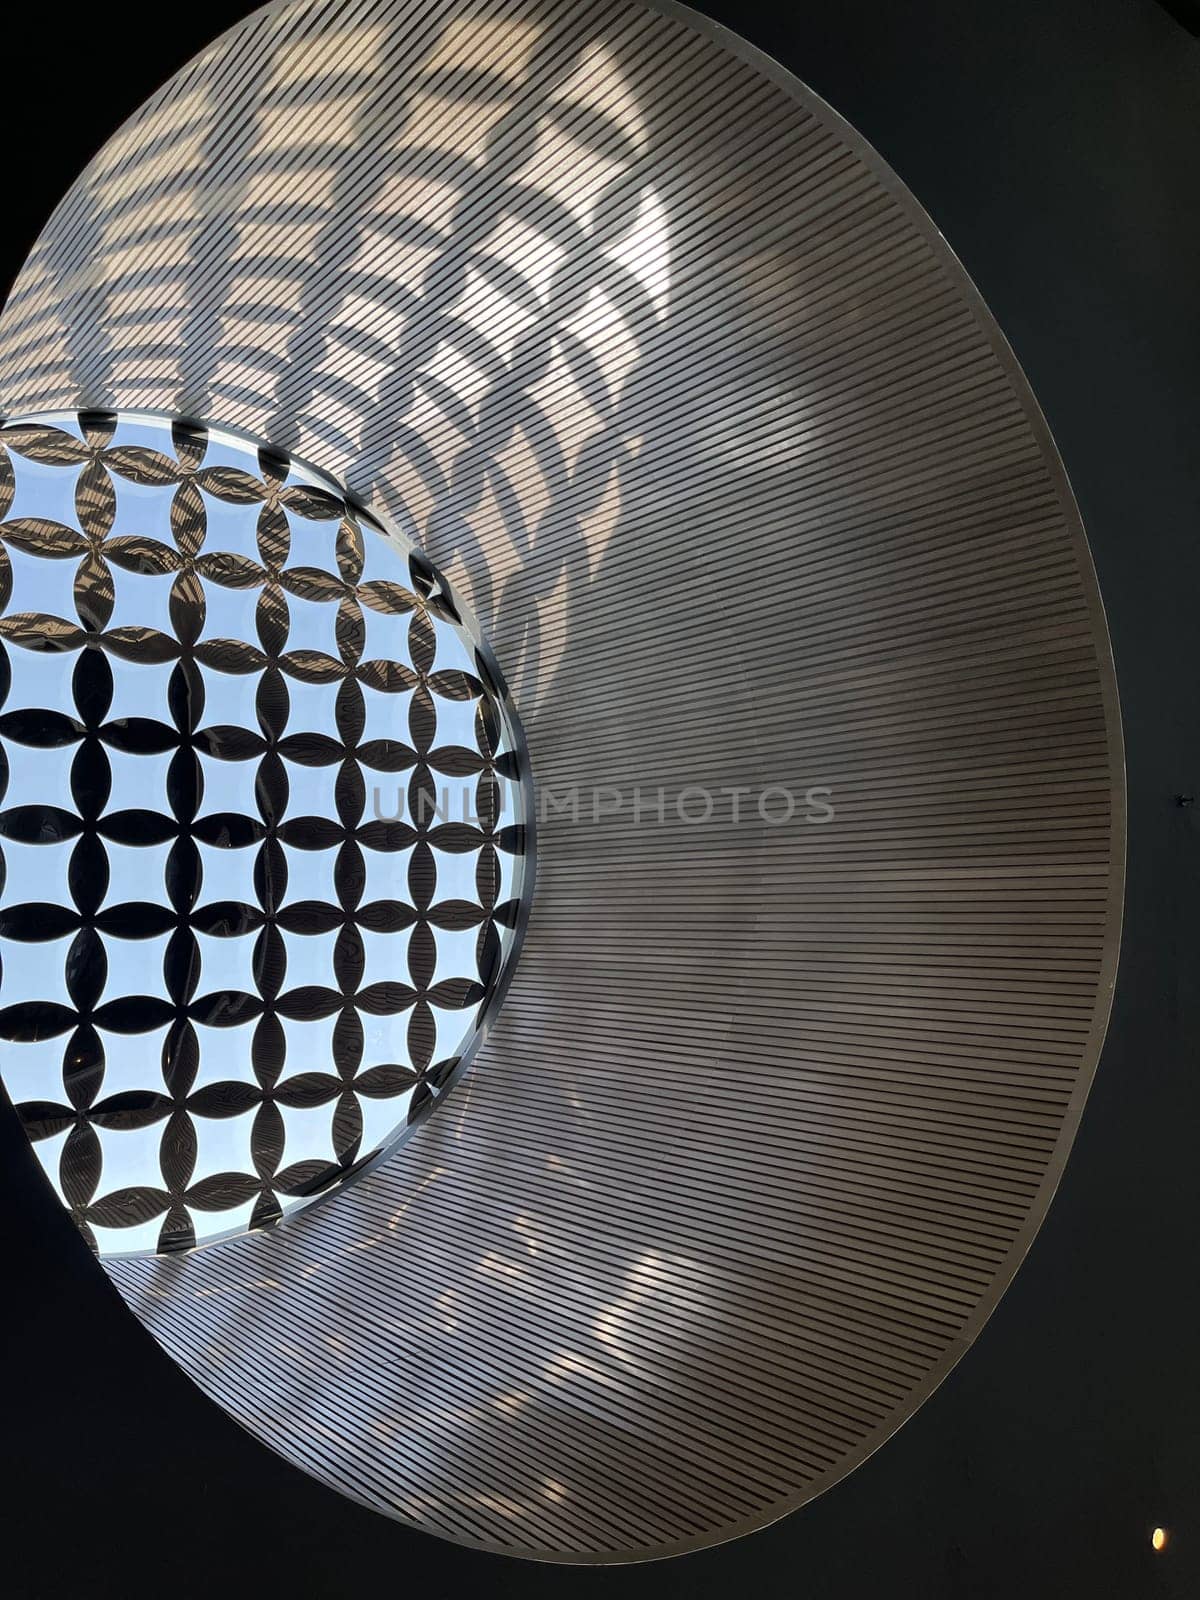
[{"left": 0, "top": 0, "right": 1123, "bottom": 1563}]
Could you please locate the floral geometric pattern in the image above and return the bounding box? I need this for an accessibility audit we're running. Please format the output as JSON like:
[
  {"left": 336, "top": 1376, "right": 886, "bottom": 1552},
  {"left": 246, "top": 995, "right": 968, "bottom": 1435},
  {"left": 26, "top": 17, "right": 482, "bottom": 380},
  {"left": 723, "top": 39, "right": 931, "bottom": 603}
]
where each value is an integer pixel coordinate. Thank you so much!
[{"left": 0, "top": 411, "right": 529, "bottom": 1255}]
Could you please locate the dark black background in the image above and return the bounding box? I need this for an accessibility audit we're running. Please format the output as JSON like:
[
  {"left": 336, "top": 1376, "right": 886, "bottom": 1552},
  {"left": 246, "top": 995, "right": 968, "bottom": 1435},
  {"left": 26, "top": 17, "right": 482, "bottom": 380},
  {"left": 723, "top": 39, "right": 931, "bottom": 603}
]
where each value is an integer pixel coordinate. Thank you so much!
[{"left": 2, "top": 2, "right": 1196, "bottom": 1595}]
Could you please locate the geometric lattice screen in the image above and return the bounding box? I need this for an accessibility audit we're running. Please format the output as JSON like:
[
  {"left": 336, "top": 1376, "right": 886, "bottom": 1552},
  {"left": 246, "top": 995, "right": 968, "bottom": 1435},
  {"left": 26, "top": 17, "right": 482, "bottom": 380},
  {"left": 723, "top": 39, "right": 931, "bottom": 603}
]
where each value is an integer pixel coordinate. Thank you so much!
[{"left": 0, "top": 411, "right": 530, "bottom": 1255}]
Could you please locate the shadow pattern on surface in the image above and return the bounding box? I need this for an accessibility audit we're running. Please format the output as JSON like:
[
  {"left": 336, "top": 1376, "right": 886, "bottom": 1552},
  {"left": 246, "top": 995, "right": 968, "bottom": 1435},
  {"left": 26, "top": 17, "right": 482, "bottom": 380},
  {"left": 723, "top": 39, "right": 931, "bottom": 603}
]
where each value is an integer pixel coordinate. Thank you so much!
[{"left": 0, "top": 0, "right": 1124, "bottom": 1566}]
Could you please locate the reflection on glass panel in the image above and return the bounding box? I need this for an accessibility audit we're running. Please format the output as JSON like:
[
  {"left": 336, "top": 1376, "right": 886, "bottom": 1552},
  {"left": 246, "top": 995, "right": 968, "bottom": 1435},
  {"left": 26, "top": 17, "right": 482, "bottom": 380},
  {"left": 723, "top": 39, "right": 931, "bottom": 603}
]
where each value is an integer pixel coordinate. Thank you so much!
[
  {"left": 1, "top": 643, "right": 76, "bottom": 716},
  {"left": 94, "top": 1120, "right": 166, "bottom": 1194},
  {"left": 283, "top": 675, "right": 342, "bottom": 741},
  {"left": 194, "top": 929, "right": 259, "bottom": 997},
  {"left": 110, "top": 475, "right": 178, "bottom": 547},
  {"left": 280, "top": 1012, "right": 339, "bottom": 1077},
  {"left": 5, "top": 456, "right": 84, "bottom": 532},
  {"left": 7, "top": 543, "right": 80, "bottom": 619},
  {"left": 100, "top": 839, "right": 173, "bottom": 909},
  {"left": 102, "top": 934, "right": 173, "bottom": 1007},
  {"left": 359, "top": 925, "right": 414, "bottom": 990},
  {"left": 0, "top": 409, "right": 530, "bottom": 1256},
  {"left": 0, "top": 839, "right": 74, "bottom": 908},
  {"left": 359, "top": 604, "right": 411, "bottom": 665},
  {"left": 360, "top": 1010, "right": 411, "bottom": 1070},
  {"left": 197, "top": 663, "right": 260, "bottom": 731},
  {"left": 277, "top": 1101, "right": 337, "bottom": 1173},
  {"left": 1, "top": 739, "right": 75, "bottom": 812},
  {"left": 196, "top": 840, "right": 259, "bottom": 906},
  {"left": 359, "top": 681, "right": 417, "bottom": 745},
  {"left": 106, "top": 747, "right": 173, "bottom": 817},
  {"left": 95, "top": 1019, "right": 171, "bottom": 1099},
  {"left": 280, "top": 757, "right": 340, "bottom": 822},
  {"left": 196, "top": 751, "right": 261, "bottom": 819},
  {"left": 198, "top": 492, "right": 260, "bottom": 560},
  {"left": 282, "top": 593, "right": 341, "bottom": 658},
  {"left": 433, "top": 922, "right": 482, "bottom": 986},
  {"left": 279, "top": 842, "right": 340, "bottom": 907},
  {"left": 198, "top": 577, "right": 259, "bottom": 644},
  {"left": 279, "top": 926, "right": 341, "bottom": 991},
  {"left": 108, "top": 654, "right": 173, "bottom": 724},
  {"left": 189, "top": 1019, "right": 258, "bottom": 1094},
  {"left": 108, "top": 565, "right": 175, "bottom": 635},
  {"left": 187, "top": 1109, "right": 257, "bottom": 1187},
  {"left": 360, "top": 841, "right": 416, "bottom": 907},
  {"left": 2, "top": 1032, "right": 67, "bottom": 1104}
]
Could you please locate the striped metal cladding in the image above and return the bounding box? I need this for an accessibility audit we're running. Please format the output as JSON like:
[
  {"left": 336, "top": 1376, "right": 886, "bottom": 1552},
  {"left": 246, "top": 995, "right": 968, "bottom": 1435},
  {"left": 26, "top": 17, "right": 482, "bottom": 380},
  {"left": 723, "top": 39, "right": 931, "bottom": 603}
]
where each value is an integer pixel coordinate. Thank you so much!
[{"left": 0, "top": 0, "right": 1123, "bottom": 1564}]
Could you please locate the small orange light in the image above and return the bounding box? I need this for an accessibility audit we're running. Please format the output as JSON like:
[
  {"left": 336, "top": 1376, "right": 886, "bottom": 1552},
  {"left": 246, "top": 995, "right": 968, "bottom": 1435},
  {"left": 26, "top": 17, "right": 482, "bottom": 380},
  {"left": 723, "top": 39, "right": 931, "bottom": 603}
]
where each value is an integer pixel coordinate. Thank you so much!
[{"left": 1151, "top": 1527, "right": 1168, "bottom": 1552}]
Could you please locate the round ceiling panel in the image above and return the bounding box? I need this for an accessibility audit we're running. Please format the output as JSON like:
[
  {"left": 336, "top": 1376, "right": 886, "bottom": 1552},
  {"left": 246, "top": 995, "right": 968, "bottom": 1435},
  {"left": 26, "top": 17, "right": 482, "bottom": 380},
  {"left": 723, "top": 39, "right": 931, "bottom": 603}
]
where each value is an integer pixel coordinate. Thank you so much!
[{"left": 0, "top": 0, "right": 1123, "bottom": 1566}]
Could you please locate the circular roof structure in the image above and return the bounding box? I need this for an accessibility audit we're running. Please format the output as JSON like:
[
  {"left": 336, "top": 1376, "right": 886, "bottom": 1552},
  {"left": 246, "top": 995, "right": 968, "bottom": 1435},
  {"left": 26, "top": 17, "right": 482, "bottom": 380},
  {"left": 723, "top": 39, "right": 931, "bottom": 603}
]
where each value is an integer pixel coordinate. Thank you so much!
[{"left": 0, "top": 0, "right": 1123, "bottom": 1566}]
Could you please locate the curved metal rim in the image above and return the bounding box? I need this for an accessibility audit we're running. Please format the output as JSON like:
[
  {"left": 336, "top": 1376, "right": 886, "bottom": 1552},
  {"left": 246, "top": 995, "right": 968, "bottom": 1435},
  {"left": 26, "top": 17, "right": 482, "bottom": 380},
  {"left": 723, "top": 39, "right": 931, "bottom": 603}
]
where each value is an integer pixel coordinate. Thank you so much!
[{"left": 2, "top": 0, "right": 1125, "bottom": 1565}]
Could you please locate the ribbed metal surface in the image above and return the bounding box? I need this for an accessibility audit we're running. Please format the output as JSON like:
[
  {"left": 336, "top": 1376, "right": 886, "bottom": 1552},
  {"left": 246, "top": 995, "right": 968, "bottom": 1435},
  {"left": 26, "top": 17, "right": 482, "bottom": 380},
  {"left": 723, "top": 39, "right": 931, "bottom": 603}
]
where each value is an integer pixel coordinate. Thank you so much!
[{"left": 0, "top": 0, "right": 1123, "bottom": 1563}]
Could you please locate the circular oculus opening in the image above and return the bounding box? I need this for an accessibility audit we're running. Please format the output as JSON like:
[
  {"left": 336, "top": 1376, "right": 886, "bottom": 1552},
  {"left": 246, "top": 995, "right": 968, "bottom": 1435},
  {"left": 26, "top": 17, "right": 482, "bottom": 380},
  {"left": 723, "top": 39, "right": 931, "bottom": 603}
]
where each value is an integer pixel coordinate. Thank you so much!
[{"left": 0, "top": 409, "right": 532, "bottom": 1256}]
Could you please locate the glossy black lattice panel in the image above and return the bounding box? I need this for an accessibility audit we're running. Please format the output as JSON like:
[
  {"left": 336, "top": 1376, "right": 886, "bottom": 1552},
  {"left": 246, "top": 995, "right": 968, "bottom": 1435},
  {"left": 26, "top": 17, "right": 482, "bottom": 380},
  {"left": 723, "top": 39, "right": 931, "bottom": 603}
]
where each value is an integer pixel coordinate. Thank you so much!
[{"left": 0, "top": 410, "right": 529, "bottom": 1255}]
